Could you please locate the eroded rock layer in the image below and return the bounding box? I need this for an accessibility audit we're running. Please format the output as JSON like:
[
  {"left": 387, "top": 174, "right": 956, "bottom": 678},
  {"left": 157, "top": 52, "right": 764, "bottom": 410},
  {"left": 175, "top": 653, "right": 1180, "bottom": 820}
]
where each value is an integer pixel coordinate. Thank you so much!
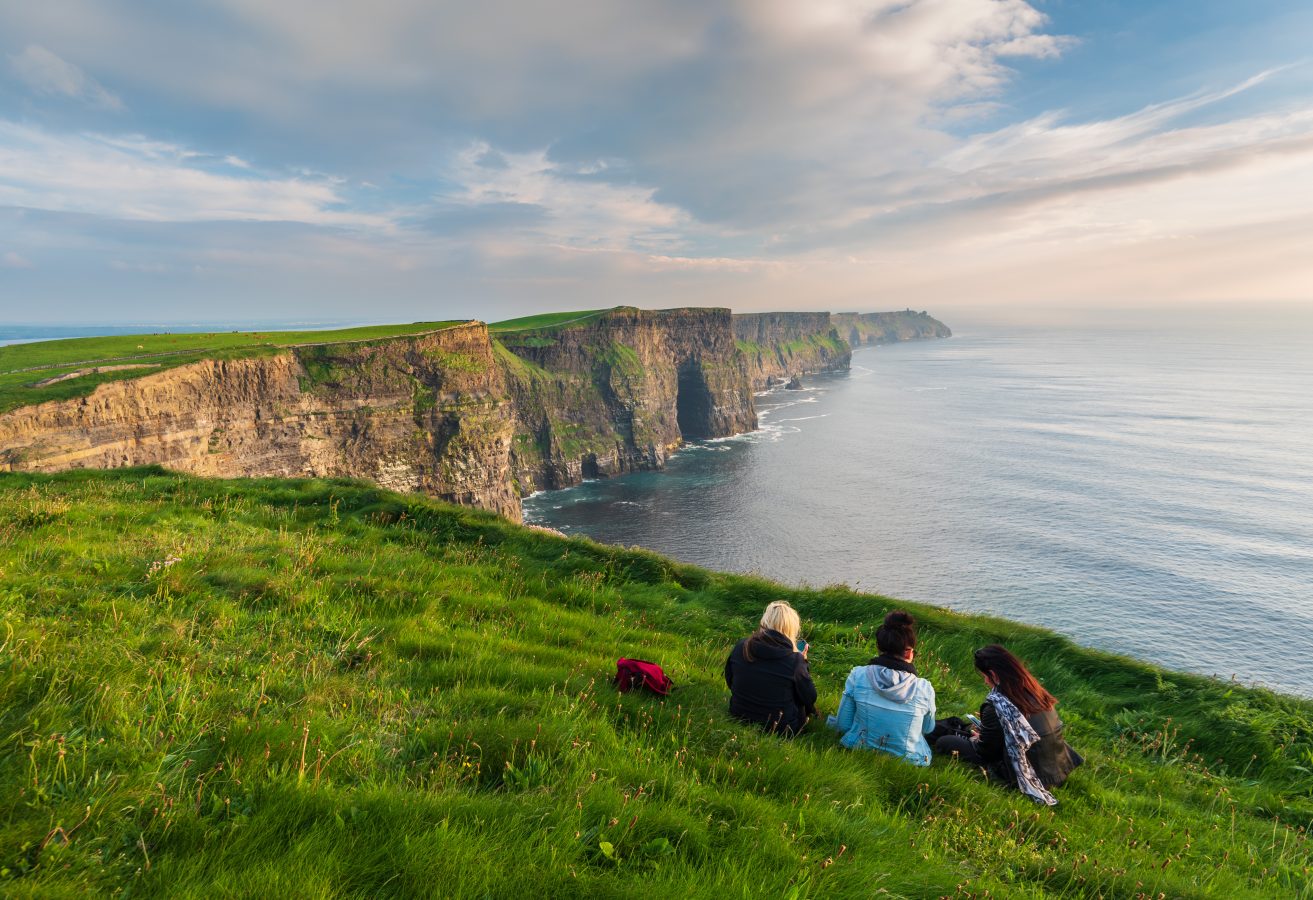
[
  {"left": 0, "top": 323, "right": 520, "bottom": 518},
  {"left": 496, "top": 307, "right": 756, "bottom": 493},
  {"left": 732, "top": 312, "right": 851, "bottom": 390}
]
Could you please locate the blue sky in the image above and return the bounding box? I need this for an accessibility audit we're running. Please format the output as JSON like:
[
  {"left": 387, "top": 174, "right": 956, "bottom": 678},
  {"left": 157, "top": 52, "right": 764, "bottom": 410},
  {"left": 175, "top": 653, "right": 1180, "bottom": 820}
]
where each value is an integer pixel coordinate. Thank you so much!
[{"left": 1, "top": 0, "right": 1310, "bottom": 324}]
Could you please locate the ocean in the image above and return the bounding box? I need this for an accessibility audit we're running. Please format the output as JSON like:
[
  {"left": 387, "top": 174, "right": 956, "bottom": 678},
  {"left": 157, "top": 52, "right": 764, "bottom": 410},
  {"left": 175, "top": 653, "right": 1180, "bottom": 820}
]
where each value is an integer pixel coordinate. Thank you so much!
[{"left": 525, "top": 311, "right": 1313, "bottom": 697}]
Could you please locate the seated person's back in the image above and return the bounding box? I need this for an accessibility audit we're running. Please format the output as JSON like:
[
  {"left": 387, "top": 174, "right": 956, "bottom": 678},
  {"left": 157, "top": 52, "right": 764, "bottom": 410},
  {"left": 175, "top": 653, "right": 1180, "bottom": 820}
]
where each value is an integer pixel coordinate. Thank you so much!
[
  {"left": 827, "top": 611, "right": 936, "bottom": 765},
  {"left": 725, "top": 600, "right": 817, "bottom": 734},
  {"left": 935, "top": 644, "right": 1082, "bottom": 802}
]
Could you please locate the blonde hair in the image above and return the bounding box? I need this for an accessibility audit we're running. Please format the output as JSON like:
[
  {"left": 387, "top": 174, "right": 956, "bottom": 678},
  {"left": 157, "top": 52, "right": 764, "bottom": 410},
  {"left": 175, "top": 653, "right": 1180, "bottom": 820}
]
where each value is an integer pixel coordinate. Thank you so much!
[{"left": 759, "top": 600, "right": 801, "bottom": 645}]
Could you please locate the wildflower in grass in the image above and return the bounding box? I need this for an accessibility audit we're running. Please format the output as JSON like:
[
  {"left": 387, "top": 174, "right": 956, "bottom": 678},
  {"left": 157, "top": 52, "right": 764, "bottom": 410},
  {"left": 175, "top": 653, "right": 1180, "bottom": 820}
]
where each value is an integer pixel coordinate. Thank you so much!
[{"left": 145, "top": 554, "right": 182, "bottom": 581}]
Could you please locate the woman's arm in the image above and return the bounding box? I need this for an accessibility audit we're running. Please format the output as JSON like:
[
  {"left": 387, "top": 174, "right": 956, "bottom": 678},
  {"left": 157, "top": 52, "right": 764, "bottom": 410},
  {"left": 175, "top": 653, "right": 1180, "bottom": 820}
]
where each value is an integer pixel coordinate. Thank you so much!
[
  {"left": 974, "top": 700, "right": 1005, "bottom": 763},
  {"left": 921, "top": 682, "right": 937, "bottom": 735},
  {"left": 794, "top": 657, "right": 819, "bottom": 714},
  {"left": 827, "top": 677, "right": 856, "bottom": 731}
]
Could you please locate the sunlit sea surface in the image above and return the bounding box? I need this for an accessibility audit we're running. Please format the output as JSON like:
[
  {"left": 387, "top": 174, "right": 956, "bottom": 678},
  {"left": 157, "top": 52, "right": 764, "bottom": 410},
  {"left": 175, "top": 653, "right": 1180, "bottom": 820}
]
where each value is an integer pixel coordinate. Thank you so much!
[{"left": 526, "top": 315, "right": 1313, "bottom": 696}]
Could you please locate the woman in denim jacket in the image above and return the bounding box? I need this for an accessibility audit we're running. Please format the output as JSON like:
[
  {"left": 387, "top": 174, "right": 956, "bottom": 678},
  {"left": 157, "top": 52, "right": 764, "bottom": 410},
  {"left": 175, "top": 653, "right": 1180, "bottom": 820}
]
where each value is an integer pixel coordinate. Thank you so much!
[{"left": 827, "top": 611, "right": 937, "bottom": 766}]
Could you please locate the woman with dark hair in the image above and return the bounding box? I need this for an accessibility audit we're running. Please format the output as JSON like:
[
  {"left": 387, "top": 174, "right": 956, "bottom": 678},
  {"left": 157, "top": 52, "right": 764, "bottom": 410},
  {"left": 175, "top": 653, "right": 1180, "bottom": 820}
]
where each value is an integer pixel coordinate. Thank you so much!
[
  {"left": 725, "top": 600, "right": 818, "bottom": 735},
  {"left": 936, "top": 645, "right": 1082, "bottom": 804},
  {"left": 826, "top": 611, "right": 937, "bottom": 765}
]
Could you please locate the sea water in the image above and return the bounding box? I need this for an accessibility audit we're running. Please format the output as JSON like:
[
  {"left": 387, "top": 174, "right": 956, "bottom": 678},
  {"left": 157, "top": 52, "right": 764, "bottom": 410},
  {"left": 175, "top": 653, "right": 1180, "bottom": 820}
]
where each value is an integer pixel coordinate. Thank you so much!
[{"left": 525, "top": 311, "right": 1313, "bottom": 696}]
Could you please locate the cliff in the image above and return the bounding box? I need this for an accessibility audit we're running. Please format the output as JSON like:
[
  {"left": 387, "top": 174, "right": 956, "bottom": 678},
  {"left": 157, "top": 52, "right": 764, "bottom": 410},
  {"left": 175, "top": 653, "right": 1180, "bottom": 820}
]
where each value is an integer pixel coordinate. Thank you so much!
[
  {"left": 0, "top": 307, "right": 949, "bottom": 520},
  {"left": 0, "top": 308, "right": 758, "bottom": 520},
  {"left": 495, "top": 307, "right": 756, "bottom": 492},
  {"left": 0, "top": 322, "right": 520, "bottom": 518},
  {"left": 732, "top": 312, "right": 851, "bottom": 390},
  {"left": 832, "top": 310, "right": 952, "bottom": 346}
]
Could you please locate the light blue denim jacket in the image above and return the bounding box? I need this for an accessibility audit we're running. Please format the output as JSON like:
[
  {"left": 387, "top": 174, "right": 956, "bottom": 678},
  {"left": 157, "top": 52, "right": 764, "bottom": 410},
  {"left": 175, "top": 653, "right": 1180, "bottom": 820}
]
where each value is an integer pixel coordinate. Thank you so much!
[{"left": 826, "top": 664, "right": 937, "bottom": 766}]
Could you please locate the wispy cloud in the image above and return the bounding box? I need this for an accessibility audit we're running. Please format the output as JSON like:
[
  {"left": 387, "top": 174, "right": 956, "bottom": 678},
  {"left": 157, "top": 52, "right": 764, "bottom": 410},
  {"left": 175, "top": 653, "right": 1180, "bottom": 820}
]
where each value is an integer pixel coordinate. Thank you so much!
[
  {"left": 434, "top": 142, "right": 691, "bottom": 252},
  {"left": 8, "top": 45, "right": 122, "bottom": 110},
  {"left": 938, "top": 69, "right": 1293, "bottom": 177},
  {"left": 768, "top": 69, "right": 1313, "bottom": 256},
  {"left": 2, "top": 251, "right": 34, "bottom": 269},
  {"left": 0, "top": 120, "right": 387, "bottom": 227},
  {"left": 109, "top": 259, "right": 168, "bottom": 273}
]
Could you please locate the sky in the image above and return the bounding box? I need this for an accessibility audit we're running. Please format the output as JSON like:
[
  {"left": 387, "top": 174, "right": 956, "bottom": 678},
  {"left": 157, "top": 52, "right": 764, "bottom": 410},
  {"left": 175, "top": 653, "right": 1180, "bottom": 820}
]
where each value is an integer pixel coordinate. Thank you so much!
[{"left": 1, "top": 0, "right": 1311, "bottom": 325}]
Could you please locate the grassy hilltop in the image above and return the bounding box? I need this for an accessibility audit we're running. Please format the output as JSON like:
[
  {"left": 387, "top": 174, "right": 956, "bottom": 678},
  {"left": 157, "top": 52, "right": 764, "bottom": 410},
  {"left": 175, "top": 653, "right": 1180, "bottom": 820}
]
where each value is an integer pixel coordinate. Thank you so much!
[
  {"left": 0, "top": 322, "right": 463, "bottom": 414},
  {"left": 0, "top": 308, "right": 660, "bottom": 414},
  {"left": 1, "top": 470, "right": 1310, "bottom": 898}
]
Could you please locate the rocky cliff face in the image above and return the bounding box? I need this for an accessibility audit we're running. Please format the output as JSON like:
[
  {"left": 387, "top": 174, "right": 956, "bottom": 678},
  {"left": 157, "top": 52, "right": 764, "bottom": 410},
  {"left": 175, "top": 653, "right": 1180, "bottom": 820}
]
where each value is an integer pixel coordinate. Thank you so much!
[
  {"left": 496, "top": 307, "right": 756, "bottom": 493},
  {"left": 0, "top": 323, "right": 520, "bottom": 518},
  {"left": 0, "top": 310, "right": 758, "bottom": 520},
  {"left": 732, "top": 312, "right": 852, "bottom": 390},
  {"left": 832, "top": 311, "right": 952, "bottom": 346},
  {"left": 0, "top": 307, "right": 948, "bottom": 520}
]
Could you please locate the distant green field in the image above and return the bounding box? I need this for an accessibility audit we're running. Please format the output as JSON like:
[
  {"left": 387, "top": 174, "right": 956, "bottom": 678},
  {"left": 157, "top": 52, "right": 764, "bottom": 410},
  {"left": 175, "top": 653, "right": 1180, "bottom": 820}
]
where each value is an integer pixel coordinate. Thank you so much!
[
  {"left": 489, "top": 309, "right": 611, "bottom": 333},
  {"left": 0, "top": 322, "right": 462, "bottom": 414}
]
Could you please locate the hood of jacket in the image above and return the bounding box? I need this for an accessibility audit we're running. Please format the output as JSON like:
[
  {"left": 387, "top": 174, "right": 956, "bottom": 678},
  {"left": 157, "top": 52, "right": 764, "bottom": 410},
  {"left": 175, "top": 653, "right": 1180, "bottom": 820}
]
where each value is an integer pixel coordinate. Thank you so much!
[
  {"left": 865, "top": 665, "right": 921, "bottom": 703},
  {"left": 744, "top": 628, "right": 796, "bottom": 661}
]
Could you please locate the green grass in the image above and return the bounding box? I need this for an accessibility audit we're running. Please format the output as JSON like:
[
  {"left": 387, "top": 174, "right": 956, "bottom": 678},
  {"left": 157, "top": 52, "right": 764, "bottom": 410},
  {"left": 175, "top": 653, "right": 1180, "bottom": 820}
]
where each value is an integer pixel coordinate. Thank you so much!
[
  {"left": 1, "top": 469, "right": 1310, "bottom": 898},
  {"left": 0, "top": 323, "right": 463, "bottom": 414},
  {"left": 491, "top": 340, "right": 553, "bottom": 380},
  {"left": 489, "top": 309, "right": 612, "bottom": 333},
  {"left": 780, "top": 334, "right": 847, "bottom": 356}
]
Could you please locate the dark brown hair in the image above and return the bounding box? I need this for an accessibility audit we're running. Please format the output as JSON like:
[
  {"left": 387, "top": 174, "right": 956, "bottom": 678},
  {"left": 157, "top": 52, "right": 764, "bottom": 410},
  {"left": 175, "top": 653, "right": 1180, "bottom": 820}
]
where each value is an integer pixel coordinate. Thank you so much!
[
  {"left": 974, "top": 645, "right": 1057, "bottom": 716},
  {"left": 876, "top": 610, "right": 917, "bottom": 656}
]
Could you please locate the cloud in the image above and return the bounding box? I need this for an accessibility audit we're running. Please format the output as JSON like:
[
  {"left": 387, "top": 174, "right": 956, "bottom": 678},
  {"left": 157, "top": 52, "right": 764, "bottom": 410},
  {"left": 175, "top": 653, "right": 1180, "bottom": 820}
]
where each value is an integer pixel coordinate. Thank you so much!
[
  {"left": 0, "top": 2, "right": 1311, "bottom": 316},
  {"left": 761, "top": 69, "right": 1313, "bottom": 258},
  {"left": 434, "top": 143, "right": 692, "bottom": 251},
  {"left": 109, "top": 259, "right": 168, "bottom": 273},
  {"left": 0, "top": 1, "right": 1072, "bottom": 225},
  {"left": 937, "top": 69, "right": 1290, "bottom": 177},
  {"left": 8, "top": 44, "right": 122, "bottom": 109},
  {"left": 0, "top": 120, "right": 387, "bottom": 227},
  {"left": 2, "top": 251, "right": 33, "bottom": 268}
]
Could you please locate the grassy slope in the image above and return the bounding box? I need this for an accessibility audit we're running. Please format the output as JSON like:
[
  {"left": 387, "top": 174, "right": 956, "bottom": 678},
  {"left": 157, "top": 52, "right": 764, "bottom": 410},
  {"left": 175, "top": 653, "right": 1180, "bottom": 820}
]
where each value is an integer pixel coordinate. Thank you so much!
[
  {"left": 489, "top": 309, "right": 612, "bottom": 333},
  {"left": 1, "top": 470, "right": 1310, "bottom": 899},
  {"left": 0, "top": 322, "right": 462, "bottom": 414}
]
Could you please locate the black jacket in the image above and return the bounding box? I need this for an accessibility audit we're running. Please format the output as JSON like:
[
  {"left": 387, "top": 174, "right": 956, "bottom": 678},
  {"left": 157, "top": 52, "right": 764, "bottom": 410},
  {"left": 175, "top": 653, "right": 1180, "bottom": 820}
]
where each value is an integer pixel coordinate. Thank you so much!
[
  {"left": 975, "top": 700, "right": 1083, "bottom": 789},
  {"left": 724, "top": 629, "right": 818, "bottom": 734}
]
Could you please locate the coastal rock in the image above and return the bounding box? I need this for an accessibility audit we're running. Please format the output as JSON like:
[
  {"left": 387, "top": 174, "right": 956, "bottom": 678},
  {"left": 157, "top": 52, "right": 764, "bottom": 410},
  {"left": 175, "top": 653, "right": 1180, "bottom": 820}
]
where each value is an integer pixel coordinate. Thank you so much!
[
  {"left": 497, "top": 306, "right": 756, "bottom": 494},
  {"left": 0, "top": 323, "right": 521, "bottom": 519},
  {"left": 832, "top": 310, "right": 952, "bottom": 346},
  {"left": 733, "top": 312, "right": 851, "bottom": 391}
]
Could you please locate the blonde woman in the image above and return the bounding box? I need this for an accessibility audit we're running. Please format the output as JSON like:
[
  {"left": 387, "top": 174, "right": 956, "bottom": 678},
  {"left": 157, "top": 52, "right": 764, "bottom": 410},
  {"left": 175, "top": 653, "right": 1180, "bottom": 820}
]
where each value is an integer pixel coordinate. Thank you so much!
[{"left": 724, "top": 600, "right": 818, "bottom": 735}]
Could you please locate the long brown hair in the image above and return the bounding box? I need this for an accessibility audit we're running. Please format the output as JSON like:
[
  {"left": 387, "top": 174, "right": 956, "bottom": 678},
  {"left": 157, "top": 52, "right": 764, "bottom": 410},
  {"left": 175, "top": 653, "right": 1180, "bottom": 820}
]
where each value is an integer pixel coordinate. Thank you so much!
[{"left": 974, "top": 645, "right": 1056, "bottom": 716}]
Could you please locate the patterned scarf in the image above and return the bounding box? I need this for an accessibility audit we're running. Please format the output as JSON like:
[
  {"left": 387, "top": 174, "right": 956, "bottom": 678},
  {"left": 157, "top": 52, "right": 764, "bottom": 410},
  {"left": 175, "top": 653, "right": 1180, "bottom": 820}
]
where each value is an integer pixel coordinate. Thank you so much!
[{"left": 987, "top": 688, "right": 1057, "bottom": 807}]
